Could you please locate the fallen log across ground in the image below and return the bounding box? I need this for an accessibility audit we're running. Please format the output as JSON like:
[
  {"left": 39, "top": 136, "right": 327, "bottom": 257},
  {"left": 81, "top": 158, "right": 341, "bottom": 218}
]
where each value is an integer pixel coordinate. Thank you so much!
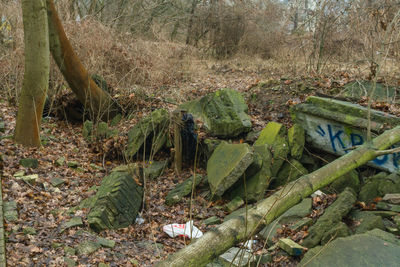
[{"left": 156, "top": 125, "right": 400, "bottom": 267}]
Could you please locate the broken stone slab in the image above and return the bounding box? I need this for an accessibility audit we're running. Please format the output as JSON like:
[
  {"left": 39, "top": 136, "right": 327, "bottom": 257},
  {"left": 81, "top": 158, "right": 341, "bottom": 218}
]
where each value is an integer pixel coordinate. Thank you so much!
[
  {"left": 87, "top": 171, "right": 143, "bottom": 232},
  {"left": 204, "top": 216, "right": 222, "bottom": 226},
  {"left": 219, "top": 247, "right": 256, "bottom": 267},
  {"left": 359, "top": 172, "right": 400, "bottom": 203},
  {"left": 287, "top": 124, "right": 305, "bottom": 160},
  {"left": 278, "top": 238, "right": 307, "bottom": 256},
  {"left": 254, "top": 121, "right": 285, "bottom": 147},
  {"left": 165, "top": 175, "right": 203, "bottom": 206},
  {"left": 23, "top": 227, "right": 37, "bottom": 235},
  {"left": 50, "top": 177, "right": 65, "bottom": 187},
  {"left": 17, "top": 174, "right": 38, "bottom": 185},
  {"left": 125, "top": 109, "right": 169, "bottom": 159},
  {"left": 382, "top": 193, "right": 400, "bottom": 204},
  {"left": 97, "top": 237, "right": 115, "bottom": 248},
  {"left": 229, "top": 144, "right": 272, "bottom": 202},
  {"left": 207, "top": 142, "right": 253, "bottom": 197},
  {"left": 60, "top": 217, "right": 84, "bottom": 233},
  {"left": 299, "top": 231, "right": 400, "bottom": 267},
  {"left": 303, "top": 188, "right": 357, "bottom": 248},
  {"left": 291, "top": 96, "right": 400, "bottom": 173},
  {"left": 201, "top": 139, "right": 223, "bottom": 162},
  {"left": 143, "top": 161, "right": 168, "bottom": 180},
  {"left": 383, "top": 218, "right": 399, "bottom": 235},
  {"left": 67, "top": 161, "right": 79, "bottom": 168},
  {"left": 289, "top": 217, "right": 313, "bottom": 231},
  {"left": 180, "top": 88, "right": 252, "bottom": 138},
  {"left": 64, "top": 246, "right": 76, "bottom": 256},
  {"left": 19, "top": 158, "right": 38, "bottom": 168}
]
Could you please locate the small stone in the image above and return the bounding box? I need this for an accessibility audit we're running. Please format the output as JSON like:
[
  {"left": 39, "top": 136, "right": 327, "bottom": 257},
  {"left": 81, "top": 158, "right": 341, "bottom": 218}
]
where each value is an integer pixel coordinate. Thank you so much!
[
  {"left": 76, "top": 241, "right": 101, "bottom": 255},
  {"left": 64, "top": 246, "right": 76, "bottom": 256},
  {"left": 278, "top": 238, "right": 307, "bottom": 256},
  {"left": 64, "top": 257, "right": 76, "bottom": 267},
  {"left": 98, "top": 263, "right": 110, "bottom": 267},
  {"left": 288, "top": 124, "right": 305, "bottom": 159},
  {"left": 55, "top": 157, "right": 65, "bottom": 166},
  {"left": 225, "top": 196, "right": 244, "bottom": 213},
  {"left": 130, "top": 259, "right": 139, "bottom": 266},
  {"left": 97, "top": 237, "right": 115, "bottom": 248},
  {"left": 13, "top": 170, "right": 25, "bottom": 177},
  {"left": 0, "top": 121, "right": 5, "bottom": 132},
  {"left": 256, "top": 253, "right": 272, "bottom": 264},
  {"left": 19, "top": 158, "right": 39, "bottom": 168},
  {"left": 52, "top": 242, "right": 63, "bottom": 249},
  {"left": 67, "top": 161, "right": 79, "bottom": 168},
  {"left": 382, "top": 193, "right": 400, "bottom": 204},
  {"left": 19, "top": 174, "right": 38, "bottom": 184},
  {"left": 60, "top": 217, "right": 83, "bottom": 233},
  {"left": 204, "top": 216, "right": 222, "bottom": 226},
  {"left": 23, "top": 226, "right": 37, "bottom": 235},
  {"left": 50, "top": 177, "right": 65, "bottom": 187}
]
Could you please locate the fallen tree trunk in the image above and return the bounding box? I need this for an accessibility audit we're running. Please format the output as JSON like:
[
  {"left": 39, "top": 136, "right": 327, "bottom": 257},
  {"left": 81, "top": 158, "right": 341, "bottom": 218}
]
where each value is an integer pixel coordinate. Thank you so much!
[
  {"left": 156, "top": 126, "right": 400, "bottom": 267},
  {"left": 46, "top": 0, "right": 118, "bottom": 121}
]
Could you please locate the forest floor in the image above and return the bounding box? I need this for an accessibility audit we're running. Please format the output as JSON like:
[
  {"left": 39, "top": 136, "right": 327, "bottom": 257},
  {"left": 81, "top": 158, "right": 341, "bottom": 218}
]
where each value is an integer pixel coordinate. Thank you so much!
[{"left": 1, "top": 61, "right": 400, "bottom": 266}]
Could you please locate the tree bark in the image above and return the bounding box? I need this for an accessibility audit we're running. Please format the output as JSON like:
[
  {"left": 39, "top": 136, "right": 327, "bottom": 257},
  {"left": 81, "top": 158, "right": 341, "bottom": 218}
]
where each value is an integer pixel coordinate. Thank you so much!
[
  {"left": 46, "top": 0, "right": 118, "bottom": 121},
  {"left": 14, "top": 0, "right": 50, "bottom": 147},
  {"left": 156, "top": 125, "right": 400, "bottom": 267}
]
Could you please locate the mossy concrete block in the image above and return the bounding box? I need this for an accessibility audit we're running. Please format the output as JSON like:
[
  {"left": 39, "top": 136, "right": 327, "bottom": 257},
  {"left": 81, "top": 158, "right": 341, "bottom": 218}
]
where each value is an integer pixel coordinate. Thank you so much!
[
  {"left": 165, "top": 175, "right": 203, "bottom": 206},
  {"left": 359, "top": 172, "right": 400, "bottom": 203},
  {"left": 303, "top": 188, "right": 357, "bottom": 248},
  {"left": 19, "top": 158, "right": 38, "bottom": 168},
  {"left": 342, "top": 81, "right": 397, "bottom": 101},
  {"left": 230, "top": 145, "right": 272, "bottom": 202},
  {"left": 55, "top": 157, "right": 65, "bottom": 166},
  {"left": 88, "top": 171, "right": 143, "bottom": 232},
  {"left": 20, "top": 174, "right": 38, "bottom": 185},
  {"left": 325, "top": 169, "right": 360, "bottom": 194},
  {"left": 254, "top": 121, "right": 285, "bottom": 146},
  {"left": 278, "top": 238, "right": 306, "bottom": 256},
  {"left": 273, "top": 159, "right": 308, "bottom": 189},
  {"left": 76, "top": 241, "right": 101, "bottom": 255},
  {"left": 321, "top": 222, "right": 351, "bottom": 245},
  {"left": 287, "top": 124, "right": 305, "bottom": 159},
  {"left": 270, "top": 135, "right": 290, "bottom": 177},
  {"left": 181, "top": 89, "right": 251, "bottom": 138},
  {"left": 111, "top": 163, "right": 142, "bottom": 178},
  {"left": 207, "top": 142, "right": 253, "bottom": 196},
  {"left": 279, "top": 198, "right": 312, "bottom": 224},
  {"left": 299, "top": 233, "right": 400, "bottom": 267},
  {"left": 125, "top": 109, "right": 169, "bottom": 158}
]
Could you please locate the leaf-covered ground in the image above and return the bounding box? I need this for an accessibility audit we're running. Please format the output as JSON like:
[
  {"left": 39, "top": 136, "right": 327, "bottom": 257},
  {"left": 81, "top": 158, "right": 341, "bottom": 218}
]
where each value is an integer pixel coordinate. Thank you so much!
[{"left": 1, "top": 66, "right": 400, "bottom": 266}]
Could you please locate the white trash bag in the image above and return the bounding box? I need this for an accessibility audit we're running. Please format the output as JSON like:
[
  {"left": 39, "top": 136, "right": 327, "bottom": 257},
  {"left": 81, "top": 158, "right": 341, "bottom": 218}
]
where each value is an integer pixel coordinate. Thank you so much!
[{"left": 163, "top": 220, "right": 203, "bottom": 239}]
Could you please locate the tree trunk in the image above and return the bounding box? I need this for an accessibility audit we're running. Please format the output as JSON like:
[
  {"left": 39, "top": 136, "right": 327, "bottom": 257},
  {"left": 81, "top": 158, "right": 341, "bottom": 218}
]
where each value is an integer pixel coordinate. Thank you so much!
[
  {"left": 14, "top": 0, "right": 50, "bottom": 147},
  {"left": 156, "top": 126, "right": 400, "bottom": 267},
  {"left": 46, "top": 0, "right": 118, "bottom": 121}
]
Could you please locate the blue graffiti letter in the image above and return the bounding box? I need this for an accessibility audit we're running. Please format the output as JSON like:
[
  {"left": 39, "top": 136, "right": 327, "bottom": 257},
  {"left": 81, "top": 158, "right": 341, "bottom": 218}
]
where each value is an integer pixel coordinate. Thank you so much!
[
  {"left": 350, "top": 133, "right": 363, "bottom": 146},
  {"left": 328, "top": 125, "right": 346, "bottom": 152},
  {"left": 373, "top": 155, "right": 388, "bottom": 165}
]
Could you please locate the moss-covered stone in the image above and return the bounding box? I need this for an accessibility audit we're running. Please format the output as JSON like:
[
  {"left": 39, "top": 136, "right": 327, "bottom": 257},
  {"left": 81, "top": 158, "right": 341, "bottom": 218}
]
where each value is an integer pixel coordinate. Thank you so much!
[
  {"left": 254, "top": 121, "right": 285, "bottom": 146},
  {"left": 324, "top": 169, "right": 360, "bottom": 194},
  {"left": 125, "top": 109, "right": 169, "bottom": 158},
  {"left": 88, "top": 171, "right": 143, "bottom": 232},
  {"left": 225, "top": 196, "right": 244, "bottom": 212},
  {"left": 19, "top": 158, "right": 38, "bottom": 168},
  {"left": 287, "top": 124, "right": 305, "bottom": 159},
  {"left": 207, "top": 142, "right": 253, "bottom": 196},
  {"left": 180, "top": 89, "right": 251, "bottom": 138},
  {"left": 82, "top": 120, "right": 93, "bottom": 141},
  {"left": 165, "top": 175, "right": 203, "bottom": 206},
  {"left": 272, "top": 159, "right": 308, "bottom": 189},
  {"left": 320, "top": 222, "right": 351, "bottom": 245},
  {"left": 76, "top": 241, "right": 101, "bottom": 255},
  {"left": 201, "top": 139, "right": 223, "bottom": 162},
  {"left": 359, "top": 172, "right": 400, "bottom": 203},
  {"left": 278, "top": 238, "right": 307, "bottom": 256},
  {"left": 303, "top": 188, "right": 357, "bottom": 248}
]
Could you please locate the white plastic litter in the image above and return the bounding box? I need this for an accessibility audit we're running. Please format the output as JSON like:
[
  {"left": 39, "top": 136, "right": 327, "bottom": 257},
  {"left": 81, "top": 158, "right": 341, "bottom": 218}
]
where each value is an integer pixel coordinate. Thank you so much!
[
  {"left": 135, "top": 214, "right": 145, "bottom": 225},
  {"left": 311, "top": 190, "right": 325, "bottom": 197},
  {"left": 163, "top": 220, "right": 203, "bottom": 239}
]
